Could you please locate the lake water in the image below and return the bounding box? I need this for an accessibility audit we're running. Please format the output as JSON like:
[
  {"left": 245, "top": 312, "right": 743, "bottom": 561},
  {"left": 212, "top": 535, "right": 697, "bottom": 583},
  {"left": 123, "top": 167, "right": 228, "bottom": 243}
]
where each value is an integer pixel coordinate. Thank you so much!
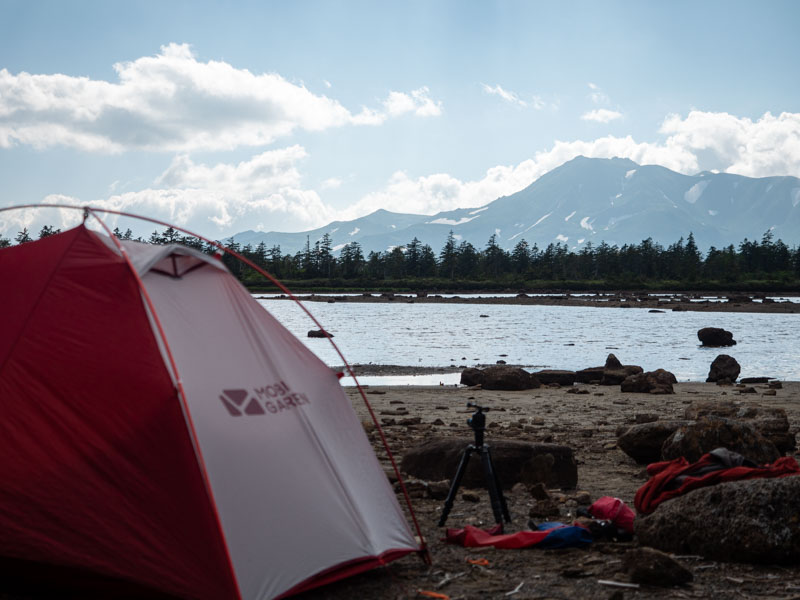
[{"left": 256, "top": 298, "right": 800, "bottom": 383}]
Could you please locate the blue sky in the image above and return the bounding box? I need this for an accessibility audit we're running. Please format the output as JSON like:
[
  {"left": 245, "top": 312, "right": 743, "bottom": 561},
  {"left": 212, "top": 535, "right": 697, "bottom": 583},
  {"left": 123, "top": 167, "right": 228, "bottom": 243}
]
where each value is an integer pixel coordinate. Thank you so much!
[{"left": 1, "top": 0, "right": 799, "bottom": 239}]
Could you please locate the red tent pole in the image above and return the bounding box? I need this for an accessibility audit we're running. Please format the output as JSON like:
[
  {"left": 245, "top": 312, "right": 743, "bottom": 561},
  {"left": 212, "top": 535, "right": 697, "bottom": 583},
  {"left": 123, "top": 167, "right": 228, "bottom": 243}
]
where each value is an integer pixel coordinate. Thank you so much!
[{"left": 87, "top": 210, "right": 244, "bottom": 600}]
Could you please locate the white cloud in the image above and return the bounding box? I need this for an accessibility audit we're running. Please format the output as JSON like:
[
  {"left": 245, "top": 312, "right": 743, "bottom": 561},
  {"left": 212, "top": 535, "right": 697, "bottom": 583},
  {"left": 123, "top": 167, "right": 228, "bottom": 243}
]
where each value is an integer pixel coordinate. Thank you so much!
[
  {"left": 482, "top": 84, "right": 547, "bottom": 110},
  {"left": 3, "top": 146, "right": 333, "bottom": 237},
  {"left": 383, "top": 86, "right": 442, "bottom": 118},
  {"left": 582, "top": 109, "right": 623, "bottom": 123},
  {"left": 659, "top": 110, "right": 800, "bottom": 177},
  {"left": 587, "top": 82, "right": 610, "bottom": 105},
  {"left": 320, "top": 177, "right": 343, "bottom": 190},
  {"left": 0, "top": 43, "right": 442, "bottom": 152},
  {"left": 340, "top": 110, "right": 800, "bottom": 219},
  {"left": 481, "top": 83, "right": 527, "bottom": 108}
]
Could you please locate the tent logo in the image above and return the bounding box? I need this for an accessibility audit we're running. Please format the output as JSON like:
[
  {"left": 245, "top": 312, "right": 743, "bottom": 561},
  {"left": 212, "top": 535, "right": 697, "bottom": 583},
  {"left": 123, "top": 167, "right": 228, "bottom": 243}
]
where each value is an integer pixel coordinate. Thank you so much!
[
  {"left": 219, "top": 383, "right": 310, "bottom": 417},
  {"left": 219, "top": 389, "right": 261, "bottom": 416}
]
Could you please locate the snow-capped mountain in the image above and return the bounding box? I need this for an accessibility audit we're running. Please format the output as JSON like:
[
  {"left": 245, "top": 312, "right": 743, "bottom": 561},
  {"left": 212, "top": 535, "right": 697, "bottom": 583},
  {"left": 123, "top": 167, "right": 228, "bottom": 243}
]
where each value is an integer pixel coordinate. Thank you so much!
[{"left": 229, "top": 156, "right": 800, "bottom": 254}]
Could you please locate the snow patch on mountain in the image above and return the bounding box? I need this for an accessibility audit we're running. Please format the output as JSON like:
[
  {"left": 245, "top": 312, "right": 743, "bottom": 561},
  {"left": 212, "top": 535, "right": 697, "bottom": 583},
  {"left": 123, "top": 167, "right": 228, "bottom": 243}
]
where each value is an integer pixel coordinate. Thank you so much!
[
  {"left": 427, "top": 216, "right": 479, "bottom": 226},
  {"left": 625, "top": 169, "right": 636, "bottom": 179},
  {"left": 580, "top": 217, "right": 594, "bottom": 231},
  {"left": 469, "top": 206, "right": 489, "bottom": 215},
  {"left": 508, "top": 212, "right": 553, "bottom": 241},
  {"left": 348, "top": 227, "right": 360, "bottom": 236},
  {"left": 708, "top": 210, "right": 718, "bottom": 216},
  {"left": 332, "top": 243, "right": 346, "bottom": 252},
  {"left": 792, "top": 188, "right": 800, "bottom": 207},
  {"left": 556, "top": 234, "right": 568, "bottom": 242},
  {"left": 565, "top": 210, "right": 576, "bottom": 222},
  {"left": 684, "top": 181, "right": 709, "bottom": 204}
]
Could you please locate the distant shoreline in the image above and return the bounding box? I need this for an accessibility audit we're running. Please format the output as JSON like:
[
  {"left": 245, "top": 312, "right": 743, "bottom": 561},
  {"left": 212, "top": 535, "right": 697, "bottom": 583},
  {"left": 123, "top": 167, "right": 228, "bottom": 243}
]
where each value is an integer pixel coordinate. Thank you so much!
[{"left": 259, "top": 291, "right": 800, "bottom": 313}]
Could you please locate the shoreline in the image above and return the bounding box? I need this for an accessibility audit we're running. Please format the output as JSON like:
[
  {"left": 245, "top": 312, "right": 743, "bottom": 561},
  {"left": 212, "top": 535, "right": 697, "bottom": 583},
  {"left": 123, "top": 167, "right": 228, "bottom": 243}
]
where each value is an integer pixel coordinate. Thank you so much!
[{"left": 262, "top": 292, "right": 800, "bottom": 313}]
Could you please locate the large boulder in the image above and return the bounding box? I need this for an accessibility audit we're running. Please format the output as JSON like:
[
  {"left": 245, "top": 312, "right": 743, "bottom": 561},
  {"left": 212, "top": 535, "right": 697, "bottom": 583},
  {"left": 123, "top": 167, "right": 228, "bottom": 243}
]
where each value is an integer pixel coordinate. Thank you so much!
[
  {"left": 635, "top": 477, "right": 800, "bottom": 564},
  {"left": 400, "top": 438, "right": 577, "bottom": 490},
  {"left": 661, "top": 416, "right": 780, "bottom": 464},
  {"left": 460, "top": 367, "right": 485, "bottom": 387},
  {"left": 617, "top": 421, "right": 690, "bottom": 464},
  {"left": 531, "top": 369, "right": 576, "bottom": 386},
  {"left": 601, "top": 353, "right": 643, "bottom": 385},
  {"left": 684, "top": 401, "right": 795, "bottom": 455},
  {"left": 575, "top": 367, "right": 604, "bottom": 384},
  {"left": 621, "top": 369, "right": 677, "bottom": 394},
  {"left": 706, "top": 354, "right": 741, "bottom": 382},
  {"left": 698, "top": 327, "right": 736, "bottom": 347},
  {"left": 481, "top": 366, "right": 540, "bottom": 390}
]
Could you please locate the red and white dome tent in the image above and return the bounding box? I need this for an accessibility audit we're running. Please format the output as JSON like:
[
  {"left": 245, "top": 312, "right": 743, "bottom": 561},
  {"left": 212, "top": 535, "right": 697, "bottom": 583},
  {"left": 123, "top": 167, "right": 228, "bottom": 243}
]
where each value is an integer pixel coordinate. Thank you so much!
[{"left": 0, "top": 204, "right": 428, "bottom": 599}]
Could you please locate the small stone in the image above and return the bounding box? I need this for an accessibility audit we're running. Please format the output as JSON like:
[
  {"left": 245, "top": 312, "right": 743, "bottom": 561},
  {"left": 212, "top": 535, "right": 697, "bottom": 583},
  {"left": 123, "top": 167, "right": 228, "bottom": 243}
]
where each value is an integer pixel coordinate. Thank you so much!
[
  {"left": 575, "top": 491, "right": 592, "bottom": 505},
  {"left": 623, "top": 547, "right": 693, "bottom": 587},
  {"left": 762, "top": 389, "right": 777, "bottom": 396},
  {"left": 462, "top": 492, "right": 480, "bottom": 503},
  {"left": 635, "top": 413, "right": 658, "bottom": 424},
  {"left": 527, "top": 482, "right": 550, "bottom": 500}
]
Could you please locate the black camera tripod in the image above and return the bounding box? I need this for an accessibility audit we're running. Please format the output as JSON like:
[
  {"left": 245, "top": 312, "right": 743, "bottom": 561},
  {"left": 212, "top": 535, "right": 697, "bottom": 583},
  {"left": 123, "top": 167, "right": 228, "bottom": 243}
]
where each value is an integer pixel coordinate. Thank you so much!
[{"left": 438, "top": 403, "right": 511, "bottom": 527}]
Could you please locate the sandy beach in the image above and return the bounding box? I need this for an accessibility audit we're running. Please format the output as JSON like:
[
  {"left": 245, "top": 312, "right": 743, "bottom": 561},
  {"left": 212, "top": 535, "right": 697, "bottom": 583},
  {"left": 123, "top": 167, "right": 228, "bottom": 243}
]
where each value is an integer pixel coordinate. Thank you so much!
[{"left": 301, "top": 380, "right": 800, "bottom": 599}]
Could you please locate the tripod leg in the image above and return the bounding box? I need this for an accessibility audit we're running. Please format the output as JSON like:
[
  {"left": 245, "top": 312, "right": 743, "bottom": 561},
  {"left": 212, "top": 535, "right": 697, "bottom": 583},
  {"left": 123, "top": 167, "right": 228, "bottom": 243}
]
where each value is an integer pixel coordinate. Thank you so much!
[
  {"left": 438, "top": 446, "right": 474, "bottom": 527},
  {"left": 480, "top": 448, "right": 504, "bottom": 525},
  {"left": 486, "top": 446, "right": 511, "bottom": 523}
]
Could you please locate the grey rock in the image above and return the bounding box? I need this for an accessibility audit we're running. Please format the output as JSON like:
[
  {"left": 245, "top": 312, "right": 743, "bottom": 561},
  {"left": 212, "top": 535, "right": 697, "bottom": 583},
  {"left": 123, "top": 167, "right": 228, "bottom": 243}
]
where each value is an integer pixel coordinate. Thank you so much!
[
  {"left": 635, "top": 477, "right": 800, "bottom": 564},
  {"left": 661, "top": 416, "right": 780, "bottom": 464},
  {"left": 532, "top": 369, "right": 576, "bottom": 386},
  {"left": 621, "top": 369, "right": 677, "bottom": 394},
  {"left": 481, "top": 366, "right": 540, "bottom": 390},
  {"left": 400, "top": 437, "right": 577, "bottom": 490},
  {"left": 460, "top": 367, "right": 485, "bottom": 387},
  {"left": 617, "top": 421, "right": 690, "bottom": 464},
  {"left": 623, "top": 547, "right": 693, "bottom": 586}
]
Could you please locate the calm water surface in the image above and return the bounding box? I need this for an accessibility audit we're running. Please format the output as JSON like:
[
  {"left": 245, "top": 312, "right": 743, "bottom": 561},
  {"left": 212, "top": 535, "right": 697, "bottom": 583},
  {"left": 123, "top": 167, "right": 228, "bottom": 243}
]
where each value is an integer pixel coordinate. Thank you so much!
[{"left": 256, "top": 299, "right": 800, "bottom": 382}]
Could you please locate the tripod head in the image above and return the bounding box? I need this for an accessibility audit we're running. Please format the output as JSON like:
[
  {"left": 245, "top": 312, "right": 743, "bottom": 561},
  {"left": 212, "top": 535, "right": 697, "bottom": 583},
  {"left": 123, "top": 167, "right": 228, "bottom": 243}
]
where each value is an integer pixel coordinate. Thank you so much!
[{"left": 466, "top": 402, "right": 489, "bottom": 447}]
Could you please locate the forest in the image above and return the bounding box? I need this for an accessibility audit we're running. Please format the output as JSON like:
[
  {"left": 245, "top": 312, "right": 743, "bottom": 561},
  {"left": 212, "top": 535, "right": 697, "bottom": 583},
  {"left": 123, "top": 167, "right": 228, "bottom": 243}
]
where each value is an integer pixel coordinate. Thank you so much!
[{"left": 4, "top": 225, "right": 800, "bottom": 291}]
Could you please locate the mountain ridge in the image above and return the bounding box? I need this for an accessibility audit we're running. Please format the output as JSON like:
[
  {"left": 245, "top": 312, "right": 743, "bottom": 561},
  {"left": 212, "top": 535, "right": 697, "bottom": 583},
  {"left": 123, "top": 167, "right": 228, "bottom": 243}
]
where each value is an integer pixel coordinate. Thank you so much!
[{"left": 229, "top": 156, "right": 800, "bottom": 254}]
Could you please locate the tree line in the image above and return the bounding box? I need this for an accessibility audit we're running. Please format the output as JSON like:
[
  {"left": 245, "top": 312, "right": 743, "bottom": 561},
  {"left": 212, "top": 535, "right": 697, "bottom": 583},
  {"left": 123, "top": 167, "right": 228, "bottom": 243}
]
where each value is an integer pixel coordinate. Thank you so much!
[{"left": 4, "top": 225, "right": 800, "bottom": 288}]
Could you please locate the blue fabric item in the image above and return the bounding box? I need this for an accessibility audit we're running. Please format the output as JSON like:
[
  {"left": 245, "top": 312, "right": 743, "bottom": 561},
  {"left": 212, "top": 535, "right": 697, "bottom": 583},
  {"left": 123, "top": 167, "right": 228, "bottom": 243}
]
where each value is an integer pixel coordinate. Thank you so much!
[{"left": 535, "top": 522, "right": 593, "bottom": 548}]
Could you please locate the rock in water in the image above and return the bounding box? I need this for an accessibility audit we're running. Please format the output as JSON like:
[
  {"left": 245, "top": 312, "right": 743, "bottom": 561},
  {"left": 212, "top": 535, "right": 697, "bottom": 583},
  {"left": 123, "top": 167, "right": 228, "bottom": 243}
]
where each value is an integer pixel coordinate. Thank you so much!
[
  {"left": 661, "top": 416, "right": 779, "bottom": 464},
  {"left": 307, "top": 329, "right": 333, "bottom": 338},
  {"left": 707, "top": 354, "right": 741, "bottom": 382},
  {"left": 697, "top": 327, "right": 736, "bottom": 346},
  {"left": 635, "top": 477, "right": 800, "bottom": 564}
]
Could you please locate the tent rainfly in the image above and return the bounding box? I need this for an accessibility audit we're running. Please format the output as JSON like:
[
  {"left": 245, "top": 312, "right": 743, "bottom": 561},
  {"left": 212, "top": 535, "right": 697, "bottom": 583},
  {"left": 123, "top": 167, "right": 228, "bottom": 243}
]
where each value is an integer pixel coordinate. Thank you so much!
[{"left": 0, "top": 224, "right": 422, "bottom": 599}]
